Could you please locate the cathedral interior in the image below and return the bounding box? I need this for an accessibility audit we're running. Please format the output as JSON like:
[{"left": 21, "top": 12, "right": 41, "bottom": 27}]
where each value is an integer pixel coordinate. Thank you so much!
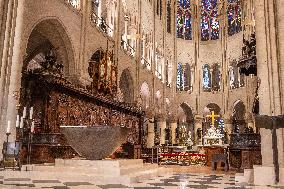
[{"left": 0, "top": 0, "right": 283, "bottom": 188}]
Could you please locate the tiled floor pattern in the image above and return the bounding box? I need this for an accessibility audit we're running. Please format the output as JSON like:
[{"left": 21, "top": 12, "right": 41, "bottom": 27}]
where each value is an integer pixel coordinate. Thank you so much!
[
  {"left": 1, "top": 172, "right": 284, "bottom": 189},
  {"left": 1, "top": 165, "right": 284, "bottom": 189}
]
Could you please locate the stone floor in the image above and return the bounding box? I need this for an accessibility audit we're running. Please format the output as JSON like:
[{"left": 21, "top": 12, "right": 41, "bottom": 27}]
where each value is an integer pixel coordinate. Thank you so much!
[{"left": 0, "top": 165, "right": 283, "bottom": 189}]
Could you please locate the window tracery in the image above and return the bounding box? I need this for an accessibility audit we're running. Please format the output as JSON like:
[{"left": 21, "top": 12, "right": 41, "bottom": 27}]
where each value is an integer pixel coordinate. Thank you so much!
[
  {"left": 177, "top": 0, "right": 192, "bottom": 40},
  {"left": 227, "top": 0, "right": 242, "bottom": 36},
  {"left": 141, "top": 33, "right": 153, "bottom": 70},
  {"left": 202, "top": 64, "right": 211, "bottom": 91},
  {"left": 91, "top": 0, "right": 115, "bottom": 37},
  {"left": 177, "top": 63, "right": 193, "bottom": 92},
  {"left": 177, "top": 63, "right": 184, "bottom": 91},
  {"left": 167, "top": 0, "right": 171, "bottom": 33},
  {"left": 229, "top": 62, "right": 243, "bottom": 89},
  {"left": 201, "top": 0, "right": 219, "bottom": 41}
]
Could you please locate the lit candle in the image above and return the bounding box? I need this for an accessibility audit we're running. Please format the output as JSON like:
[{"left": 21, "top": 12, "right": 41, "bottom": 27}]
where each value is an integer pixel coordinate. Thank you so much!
[
  {"left": 16, "top": 115, "right": 20, "bottom": 128},
  {"left": 20, "top": 117, "right": 24, "bottom": 128},
  {"left": 31, "top": 121, "right": 35, "bottom": 133},
  {"left": 23, "top": 107, "right": 27, "bottom": 118},
  {"left": 29, "top": 107, "right": 33, "bottom": 120},
  {"left": 6, "top": 121, "right": 11, "bottom": 133}
]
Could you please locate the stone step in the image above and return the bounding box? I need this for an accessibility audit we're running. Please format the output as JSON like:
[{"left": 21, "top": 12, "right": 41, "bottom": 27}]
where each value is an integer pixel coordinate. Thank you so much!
[
  {"left": 16, "top": 160, "right": 173, "bottom": 185},
  {"left": 235, "top": 169, "right": 254, "bottom": 185},
  {"left": 120, "top": 163, "right": 158, "bottom": 175},
  {"left": 24, "top": 163, "right": 159, "bottom": 177},
  {"left": 55, "top": 159, "right": 143, "bottom": 169}
]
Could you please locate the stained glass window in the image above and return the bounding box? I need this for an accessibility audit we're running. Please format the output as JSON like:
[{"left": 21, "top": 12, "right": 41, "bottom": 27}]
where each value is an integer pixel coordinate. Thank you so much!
[
  {"left": 212, "top": 64, "right": 221, "bottom": 91},
  {"left": 177, "top": 63, "right": 184, "bottom": 91},
  {"left": 156, "top": 0, "right": 162, "bottom": 19},
  {"left": 166, "top": 60, "right": 173, "bottom": 87},
  {"left": 184, "top": 64, "right": 191, "bottom": 91},
  {"left": 229, "top": 65, "right": 239, "bottom": 89},
  {"left": 68, "top": 0, "right": 80, "bottom": 9},
  {"left": 228, "top": 0, "right": 242, "bottom": 36},
  {"left": 203, "top": 64, "right": 211, "bottom": 91},
  {"left": 167, "top": 0, "right": 171, "bottom": 33},
  {"left": 177, "top": 0, "right": 192, "bottom": 40},
  {"left": 92, "top": 0, "right": 100, "bottom": 15},
  {"left": 201, "top": 0, "right": 219, "bottom": 41}
]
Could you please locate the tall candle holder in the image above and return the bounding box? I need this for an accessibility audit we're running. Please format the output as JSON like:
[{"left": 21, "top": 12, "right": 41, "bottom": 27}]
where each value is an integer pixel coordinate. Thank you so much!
[
  {"left": 25, "top": 118, "right": 34, "bottom": 164},
  {"left": 16, "top": 105, "right": 35, "bottom": 164},
  {"left": 5, "top": 132, "right": 11, "bottom": 161}
]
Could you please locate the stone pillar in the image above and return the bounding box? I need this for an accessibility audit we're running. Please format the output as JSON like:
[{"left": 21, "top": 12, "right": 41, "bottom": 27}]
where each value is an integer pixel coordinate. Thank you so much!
[
  {"left": 146, "top": 117, "right": 155, "bottom": 148},
  {"left": 158, "top": 120, "right": 166, "bottom": 145},
  {"left": 253, "top": 0, "right": 283, "bottom": 185},
  {"left": 0, "top": 0, "right": 25, "bottom": 160},
  {"left": 4, "top": 0, "right": 25, "bottom": 142},
  {"left": 170, "top": 122, "right": 177, "bottom": 144}
]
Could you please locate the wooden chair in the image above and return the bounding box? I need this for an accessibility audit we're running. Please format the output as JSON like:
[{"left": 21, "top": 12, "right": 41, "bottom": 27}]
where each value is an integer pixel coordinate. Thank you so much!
[{"left": 2, "top": 141, "right": 22, "bottom": 170}]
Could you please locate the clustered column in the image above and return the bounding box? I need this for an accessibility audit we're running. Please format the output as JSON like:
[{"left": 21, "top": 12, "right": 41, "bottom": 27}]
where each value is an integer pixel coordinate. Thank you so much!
[
  {"left": 156, "top": 116, "right": 166, "bottom": 145},
  {"left": 146, "top": 117, "right": 155, "bottom": 148}
]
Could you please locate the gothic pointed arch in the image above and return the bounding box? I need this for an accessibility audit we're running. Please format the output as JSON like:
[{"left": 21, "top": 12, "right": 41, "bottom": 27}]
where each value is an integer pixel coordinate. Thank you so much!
[
  {"left": 119, "top": 68, "right": 134, "bottom": 104},
  {"left": 231, "top": 100, "right": 246, "bottom": 133},
  {"left": 24, "top": 18, "right": 75, "bottom": 77},
  {"left": 178, "top": 102, "right": 195, "bottom": 145}
]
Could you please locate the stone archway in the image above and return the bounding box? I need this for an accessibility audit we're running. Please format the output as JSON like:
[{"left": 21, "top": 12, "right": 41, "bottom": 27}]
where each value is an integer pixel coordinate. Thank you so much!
[
  {"left": 203, "top": 103, "right": 222, "bottom": 138},
  {"left": 204, "top": 103, "right": 221, "bottom": 115},
  {"left": 24, "top": 18, "right": 75, "bottom": 77},
  {"left": 232, "top": 100, "right": 246, "bottom": 133},
  {"left": 119, "top": 68, "right": 134, "bottom": 104},
  {"left": 178, "top": 102, "right": 195, "bottom": 145}
]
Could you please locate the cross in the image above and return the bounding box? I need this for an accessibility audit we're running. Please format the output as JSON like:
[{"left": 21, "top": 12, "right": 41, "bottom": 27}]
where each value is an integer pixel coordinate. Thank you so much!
[{"left": 206, "top": 111, "right": 220, "bottom": 127}]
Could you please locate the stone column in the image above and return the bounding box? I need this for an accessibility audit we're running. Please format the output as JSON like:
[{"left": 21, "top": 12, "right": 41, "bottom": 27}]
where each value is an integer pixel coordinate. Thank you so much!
[
  {"left": 146, "top": 117, "right": 155, "bottom": 148},
  {"left": 4, "top": 0, "right": 25, "bottom": 141},
  {"left": 170, "top": 121, "right": 177, "bottom": 145},
  {"left": 275, "top": 1, "right": 284, "bottom": 183},
  {"left": 158, "top": 119, "right": 166, "bottom": 145},
  {"left": 253, "top": 0, "right": 282, "bottom": 185}
]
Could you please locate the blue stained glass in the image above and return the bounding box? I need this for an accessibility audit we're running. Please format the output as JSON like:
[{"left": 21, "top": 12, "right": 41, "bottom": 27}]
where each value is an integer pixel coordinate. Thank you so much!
[
  {"left": 228, "top": 0, "right": 242, "bottom": 36},
  {"left": 177, "top": 63, "right": 184, "bottom": 91},
  {"left": 203, "top": 64, "right": 211, "bottom": 90},
  {"left": 177, "top": 0, "right": 192, "bottom": 40},
  {"left": 201, "top": 0, "right": 219, "bottom": 41}
]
